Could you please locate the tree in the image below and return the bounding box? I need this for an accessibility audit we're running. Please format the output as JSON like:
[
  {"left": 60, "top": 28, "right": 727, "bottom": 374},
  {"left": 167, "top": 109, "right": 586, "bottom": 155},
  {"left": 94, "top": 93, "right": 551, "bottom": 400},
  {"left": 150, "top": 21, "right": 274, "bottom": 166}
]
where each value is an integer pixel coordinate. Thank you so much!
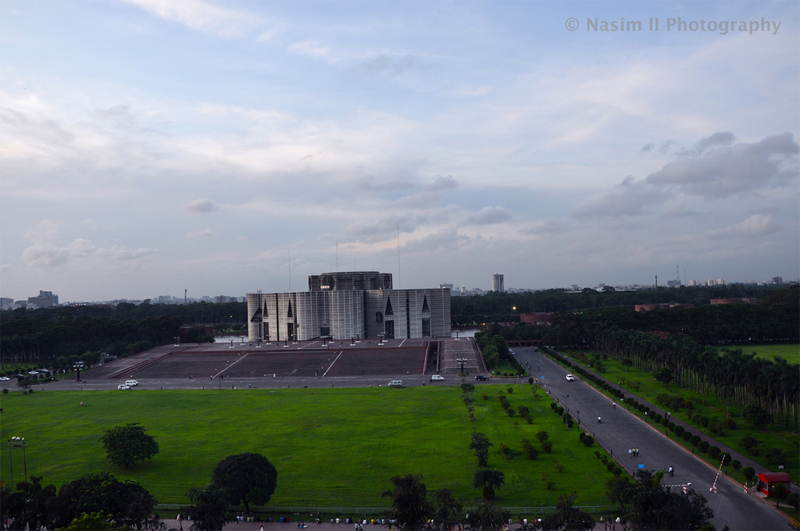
[
  {"left": 98, "top": 423, "right": 159, "bottom": 469},
  {"left": 62, "top": 512, "right": 122, "bottom": 531},
  {"left": 211, "top": 453, "right": 278, "bottom": 512},
  {"left": 52, "top": 472, "right": 158, "bottom": 531},
  {"left": 0, "top": 476, "right": 57, "bottom": 531},
  {"left": 466, "top": 498, "right": 510, "bottom": 531},
  {"left": 606, "top": 475, "right": 633, "bottom": 510},
  {"left": 429, "top": 488, "right": 463, "bottom": 531},
  {"left": 623, "top": 470, "right": 713, "bottom": 530},
  {"left": 187, "top": 485, "right": 229, "bottom": 531},
  {"left": 382, "top": 474, "right": 431, "bottom": 531},
  {"left": 469, "top": 432, "right": 493, "bottom": 467},
  {"left": 541, "top": 492, "right": 594, "bottom": 531},
  {"left": 472, "top": 469, "right": 505, "bottom": 500}
]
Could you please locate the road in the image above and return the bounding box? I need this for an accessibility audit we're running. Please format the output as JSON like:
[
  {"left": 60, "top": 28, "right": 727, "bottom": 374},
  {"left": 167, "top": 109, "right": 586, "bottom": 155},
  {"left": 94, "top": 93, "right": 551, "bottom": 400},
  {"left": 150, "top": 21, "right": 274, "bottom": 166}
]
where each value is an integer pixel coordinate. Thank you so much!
[{"left": 513, "top": 346, "right": 789, "bottom": 531}]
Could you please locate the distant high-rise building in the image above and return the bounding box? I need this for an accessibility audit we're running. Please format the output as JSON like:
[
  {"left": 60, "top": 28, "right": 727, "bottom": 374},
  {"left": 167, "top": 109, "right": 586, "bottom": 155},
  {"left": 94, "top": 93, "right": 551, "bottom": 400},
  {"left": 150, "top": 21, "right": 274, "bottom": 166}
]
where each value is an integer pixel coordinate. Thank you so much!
[
  {"left": 772, "top": 276, "right": 783, "bottom": 284},
  {"left": 492, "top": 273, "right": 505, "bottom": 292},
  {"left": 27, "top": 290, "right": 58, "bottom": 309}
]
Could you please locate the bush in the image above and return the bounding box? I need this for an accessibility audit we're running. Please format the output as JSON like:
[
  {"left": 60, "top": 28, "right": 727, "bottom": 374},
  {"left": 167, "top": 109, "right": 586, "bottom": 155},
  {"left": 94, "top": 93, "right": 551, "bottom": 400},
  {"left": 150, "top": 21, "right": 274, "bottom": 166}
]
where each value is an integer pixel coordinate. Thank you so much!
[
  {"left": 730, "top": 459, "right": 741, "bottom": 470},
  {"left": 667, "top": 422, "right": 675, "bottom": 431},
  {"left": 738, "top": 436, "right": 759, "bottom": 456},
  {"left": 582, "top": 435, "right": 594, "bottom": 447},
  {"left": 653, "top": 413, "right": 662, "bottom": 423},
  {"left": 682, "top": 431, "right": 692, "bottom": 441},
  {"left": 528, "top": 378, "right": 533, "bottom": 384},
  {"left": 708, "top": 446, "right": 721, "bottom": 459},
  {"left": 719, "top": 452, "right": 731, "bottom": 465},
  {"left": 698, "top": 440, "right": 709, "bottom": 453},
  {"left": 674, "top": 426, "right": 685, "bottom": 436},
  {"left": 682, "top": 400, "right": 694, "bottom": 410},
  {"left": 765, "top": 447, "right": 786, "bottom": 465},
  {"left": 542, "top": 441, "right": 552, "bottom": 453},
  {"left": 507, "top": 387, "right": 513, "bottom": 394},
  {"left": 723, "top": 418, "right": 737, "bottom": 429},
  {"left": 772, "top": 483, "right": 787, "bottom": 499},
  {"left": 742, "top": 467, "right": 756, "bottom": 481},
  {"left": 690, "top": 435, "right": 701, "bottom": 447},
  {"left": 556, "top": 406, "right": 564, "bottom": 415},
  {"left": 607, "top": 462, "right": 615, "bottom": 473},
  {"left": 536, "top": 431, "right": 549, "bottom": 443},
  {"left": 661, "top": 418, "right": 669, "bottom": 427},
  {"left": 786, "top": 492, "right": 799, "bottom": 510}
]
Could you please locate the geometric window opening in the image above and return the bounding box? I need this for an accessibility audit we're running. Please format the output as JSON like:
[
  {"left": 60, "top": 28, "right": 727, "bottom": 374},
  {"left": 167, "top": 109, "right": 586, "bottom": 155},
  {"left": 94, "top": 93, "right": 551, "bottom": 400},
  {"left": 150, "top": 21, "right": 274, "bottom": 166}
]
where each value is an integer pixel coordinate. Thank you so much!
[
  {"left": 287, "top": 300, "right": 293, "bottom": 318},
  {"left": 422, "top": 295, "right": 429, "bottom": 313},
  {"left": 385, "top": 297, "right": 394, "bottom": 316}
]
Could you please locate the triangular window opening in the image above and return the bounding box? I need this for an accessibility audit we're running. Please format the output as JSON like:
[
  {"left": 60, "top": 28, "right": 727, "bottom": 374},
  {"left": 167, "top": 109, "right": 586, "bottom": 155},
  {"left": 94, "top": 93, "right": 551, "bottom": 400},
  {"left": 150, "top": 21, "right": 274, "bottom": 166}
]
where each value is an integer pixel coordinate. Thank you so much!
[
  {"left": 263, "top": 301, "right": 268, "bottom": 317},
  {"left": 250, "top": 308, "right": 262, "bottom": 322},
  {"left": 385, "top": 298, "right": 394, "bottom": 316},
  {"left": 422, "top": 295, "right": 429, "bottom": 313},
  {"left": 287, "top": 301, "right": 293, "bottom": 318}
]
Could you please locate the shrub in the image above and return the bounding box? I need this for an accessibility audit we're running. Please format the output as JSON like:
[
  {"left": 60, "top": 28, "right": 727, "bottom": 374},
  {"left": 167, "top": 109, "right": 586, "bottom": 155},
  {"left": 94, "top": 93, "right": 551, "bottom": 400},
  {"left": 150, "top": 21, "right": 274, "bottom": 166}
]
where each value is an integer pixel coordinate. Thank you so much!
[
  {"left": 506, "top": 408, "right": 515, "bottom": 417},
  {"left": 698, "top": 416, "right": 710, "bottom": 428},
  {"left": 667, "top": 422, "right": 675, "bottom": 431},
  {"left": 653, "top": 413, "right": 662, "bottom": 423},
  {"left": 550, "top": 403, "right": 557, "bottom": 411},
  {"left": 786, "top": 493, "right": 799, "bottom": 510},
  {"left": 528, "top": 378, "right": 533, "bottom": 384},
  {"left": 582, "top": 435, "right": 594, "bottom": 447},
  {"left": 607, "top": 462, "right": 615, "bottom": 473},
  {"left": 773, "top": 483, "right": 787, "bottom": 499},
  {"left": 708, "top": 446, "right": 721, "bottom": 459},
  {"left": 690, "top": 435, "right": 701, "bottom": 447},
  {"left": 482, "top": 393, "right": 488, "bottom": 401},
  {"left": 723, "top": 418, "right": 737, "bottom": 429},
  {"left": 556, "top": 406, "right": 564, "bottom": 415},
  {"left": 738, "top": 436, "right": 759, "bottom": 456},
  {"left": 682, "top": 400, "right": 694, "bottom": 410},
  {"left": 499, "top": 443, "right": 512, "bottom": 460},
  {"left": 536, "top": 431, "right": 549, "bottom": 443},
  {"left": 613, "top": 467, "right": 622, "bottom": 476},
  {"left": 542, "top": 441, "right": 552, "bottom": 453},
  {"left": 698, "top": 440, "right": 709, "bottom": 453},
  {"left": 507, "top": 387, "right": 513, "bottom": 394},
  {"left": 674, "top": 426, "right": 685, "bottom": 436},
  {"left": 730, "top": 459, "right": 741, "bottom": 470},
  {"left": 742, "top": 467, "right": 756, "bottom": 481},
  {"left": 661, "top": 418, "right": 669, "bottom": 427},
  {"left": 765, "top": 447, "right": 786, "bottom": 466},
  {"left": 682, "top": 431, "right": 692, "bottom": 441}
]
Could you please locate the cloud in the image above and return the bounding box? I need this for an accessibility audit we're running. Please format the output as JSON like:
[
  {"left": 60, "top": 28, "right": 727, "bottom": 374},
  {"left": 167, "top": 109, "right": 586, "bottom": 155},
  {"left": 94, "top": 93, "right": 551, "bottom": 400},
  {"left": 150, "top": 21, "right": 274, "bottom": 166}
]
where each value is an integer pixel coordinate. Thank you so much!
[
  {"left": 572, "top": 177, "right": 666, "bottom": 218},
  {"left": 430, "top": 175, "right": 457, "bottom": 191},
  {"left": 695, "top": 131, "right": 736, "bottom": 153},
  {"left": 121, "top": 0, "right": 262, "bottom": 37},
  {"left": 646, "top": 132, "right": 798, "bottom": 199},
  {"left": 709, "top": 214, "right": 779, "bottom": 239},
  {"left": 182, "top": 198, "right": 218, "bottom": 214},
  {"left": 187, "top": 229, "right": 216, "bottom": 238},
  {"left": 287, "top": 40, "right": 334, "bottom": 62},
  {"left": 23, "top": 220, "right": 59, "bottom": 240},
  {"left": 640, "top": 143, "right": 654, "bottom": 153},
  {"left": 519, "top": 220, "right": 569, "bottom": 235},
  {"left": 357, "top": 55, "right": 424, "bottom": 77},
  {"left": 466, "top": 206, "right": 512, "bottom": 225},
  {"left": 402, "top": 227, "right": 460, "bottom": 254},
  {"left": 574, "top": 132, "right": 799, "bottom": 218},
  {"left": 355, "top": 175, "right": 414, "bottom": 192},
  {"left": 21, "top": 238, "right": 154, "bottom": 267}
]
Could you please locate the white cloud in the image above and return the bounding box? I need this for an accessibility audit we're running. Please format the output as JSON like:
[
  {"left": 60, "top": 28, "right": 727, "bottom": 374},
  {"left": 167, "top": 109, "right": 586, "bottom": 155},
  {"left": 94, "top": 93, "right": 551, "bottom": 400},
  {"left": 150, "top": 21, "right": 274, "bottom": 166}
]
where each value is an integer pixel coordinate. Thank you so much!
[
  {"left": 466, "top": 206, "right": 512, "bottom": 225},
  {"left": 20, "top": 238, "right": 155, "bottom": 268},
  {"left": 187, "top": 229, "right": 216, "bottom": 238},
  {"left": 121, "top": 0, "right": 262, "bottom": 37}
]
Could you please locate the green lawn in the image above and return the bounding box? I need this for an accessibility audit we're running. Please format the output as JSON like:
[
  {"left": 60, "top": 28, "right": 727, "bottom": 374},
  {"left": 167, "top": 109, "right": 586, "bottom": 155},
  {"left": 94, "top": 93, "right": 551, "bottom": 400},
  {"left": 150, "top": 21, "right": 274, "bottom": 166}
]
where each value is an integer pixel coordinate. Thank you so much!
[
  {"left": 0, "top": 386, "right": 616, "bottom": 509},
  {"left": 725, "top": 343, "right": 800, "bottom": 364},
  {"left": 561, "top": 351, "right": 799, "bottom": 483}
]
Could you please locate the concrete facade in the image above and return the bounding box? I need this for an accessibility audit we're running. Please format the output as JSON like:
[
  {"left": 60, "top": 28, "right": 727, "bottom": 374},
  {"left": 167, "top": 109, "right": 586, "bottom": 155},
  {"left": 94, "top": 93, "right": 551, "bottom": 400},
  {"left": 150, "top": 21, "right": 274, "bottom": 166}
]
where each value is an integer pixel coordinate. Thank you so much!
[{"left": 248, "top": 272, "right": 450, "bottom": 342}]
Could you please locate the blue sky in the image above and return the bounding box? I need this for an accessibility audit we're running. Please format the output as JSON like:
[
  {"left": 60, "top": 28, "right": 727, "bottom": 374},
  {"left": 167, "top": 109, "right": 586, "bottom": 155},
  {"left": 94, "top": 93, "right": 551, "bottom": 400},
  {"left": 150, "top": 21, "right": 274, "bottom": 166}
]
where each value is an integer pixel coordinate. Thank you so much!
[{"left": 1, "top": 0, "right": 798, "bottom": 302}]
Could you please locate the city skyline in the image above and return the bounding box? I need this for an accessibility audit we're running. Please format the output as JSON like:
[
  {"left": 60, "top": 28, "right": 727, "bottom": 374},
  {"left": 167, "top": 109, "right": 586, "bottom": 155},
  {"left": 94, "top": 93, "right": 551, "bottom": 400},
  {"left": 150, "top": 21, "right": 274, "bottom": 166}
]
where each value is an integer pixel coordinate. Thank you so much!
[{"left": 1, "top": 1, "right": 798, "bottom": 302}]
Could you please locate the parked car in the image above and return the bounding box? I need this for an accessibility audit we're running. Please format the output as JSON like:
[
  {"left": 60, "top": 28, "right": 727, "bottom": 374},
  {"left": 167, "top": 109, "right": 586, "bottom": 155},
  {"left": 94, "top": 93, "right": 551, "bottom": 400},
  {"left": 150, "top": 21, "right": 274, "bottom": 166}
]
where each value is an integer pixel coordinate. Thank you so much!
[
  {"left": 125, "top": 380, "right": 139, "bottom": 386},
  {"left": 565, "top": 374, "right": 575, "bottom": 381},
  {"left": 0, "top": 377, "right": 10, "bottom": 381},
  {"left": 475, "top": 374, "right": 490, "bottom": 381},
  {"left": 117, "top": 384, "right": 131, "bottom": 390},
  {"left": 430, "top": 375, "right": 445, "bottom": 381},
  {"left": 388, "top": 380, "right": 403, "bottom": 387}
]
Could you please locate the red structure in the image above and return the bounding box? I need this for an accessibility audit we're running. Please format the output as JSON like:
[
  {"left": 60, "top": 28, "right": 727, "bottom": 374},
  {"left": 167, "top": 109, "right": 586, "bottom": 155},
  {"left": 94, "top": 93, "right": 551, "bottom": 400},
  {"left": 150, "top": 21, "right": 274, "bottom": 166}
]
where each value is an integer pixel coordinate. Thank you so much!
[{"left": 756, "top": 472, "right": 791, "bottom": 496}]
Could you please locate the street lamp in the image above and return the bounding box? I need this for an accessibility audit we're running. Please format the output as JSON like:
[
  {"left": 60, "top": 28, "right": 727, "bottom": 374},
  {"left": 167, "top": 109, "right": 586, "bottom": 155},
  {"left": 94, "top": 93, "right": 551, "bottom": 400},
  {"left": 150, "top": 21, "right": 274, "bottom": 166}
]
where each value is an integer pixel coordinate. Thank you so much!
[
  {"left": 456, "top": 358, "right": 468, "bottom": 375},
  {"left": 8, "top": 436, "right": 27, "bottom": 489}
]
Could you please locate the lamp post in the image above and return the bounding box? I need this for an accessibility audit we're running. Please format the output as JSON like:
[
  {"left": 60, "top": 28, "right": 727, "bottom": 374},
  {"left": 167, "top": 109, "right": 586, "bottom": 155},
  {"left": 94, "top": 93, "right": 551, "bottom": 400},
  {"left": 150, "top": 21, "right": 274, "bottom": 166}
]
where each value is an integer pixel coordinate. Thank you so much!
[
  {"left": 8, "top": 436, "right": 27, "bottom": 489},
  {"left": 174, "top": 336, "right": 180, "bottom": 346},
  {"left": 457, "top": 358, "right": 468, "bottom": 375}
]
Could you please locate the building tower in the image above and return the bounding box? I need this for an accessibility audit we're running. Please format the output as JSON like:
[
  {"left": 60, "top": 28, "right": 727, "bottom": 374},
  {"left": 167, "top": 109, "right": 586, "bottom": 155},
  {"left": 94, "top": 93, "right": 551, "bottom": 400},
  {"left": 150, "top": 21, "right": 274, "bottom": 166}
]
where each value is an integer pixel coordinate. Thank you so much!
[{"left": 491, "top": 273, "right": 505, "bottom": 293}]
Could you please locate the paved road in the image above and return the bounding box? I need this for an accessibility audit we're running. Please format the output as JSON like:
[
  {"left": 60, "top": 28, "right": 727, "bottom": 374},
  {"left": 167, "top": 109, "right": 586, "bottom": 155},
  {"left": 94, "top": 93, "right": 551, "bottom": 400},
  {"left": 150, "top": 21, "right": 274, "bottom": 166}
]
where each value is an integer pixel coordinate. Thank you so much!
[{"left": 513, "top": 347, "right": 788, "bottom": 531}]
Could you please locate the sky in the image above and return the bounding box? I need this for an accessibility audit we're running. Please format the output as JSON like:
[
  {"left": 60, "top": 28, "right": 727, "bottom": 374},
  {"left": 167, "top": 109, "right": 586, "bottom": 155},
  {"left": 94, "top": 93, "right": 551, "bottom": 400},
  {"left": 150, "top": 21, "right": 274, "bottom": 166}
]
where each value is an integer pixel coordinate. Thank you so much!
[{"left": 1, "top": 0, "right": 798, "bottom": 302}]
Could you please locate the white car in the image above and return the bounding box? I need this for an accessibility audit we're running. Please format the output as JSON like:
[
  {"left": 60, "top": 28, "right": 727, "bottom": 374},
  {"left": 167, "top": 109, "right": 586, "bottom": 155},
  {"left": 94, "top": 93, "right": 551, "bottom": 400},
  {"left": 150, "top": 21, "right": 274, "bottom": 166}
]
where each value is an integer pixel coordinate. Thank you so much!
[
  {"left": 125, "top": 380, "right": 139, "bottom": 386},
  {"left": 430, "top": 375, "right": 445, "bottom": 381},
  {"left": 117, "top": 384, "right": 131, "bottom": 390},
  {"left": 565, "top": 374, "right": 576, "bottom": 381},
  {"left": 0, "top": 377, "right": 10, "bottom": 381},
  {"left": 388, "top": 380, "right": 403, "bottom": 387}
]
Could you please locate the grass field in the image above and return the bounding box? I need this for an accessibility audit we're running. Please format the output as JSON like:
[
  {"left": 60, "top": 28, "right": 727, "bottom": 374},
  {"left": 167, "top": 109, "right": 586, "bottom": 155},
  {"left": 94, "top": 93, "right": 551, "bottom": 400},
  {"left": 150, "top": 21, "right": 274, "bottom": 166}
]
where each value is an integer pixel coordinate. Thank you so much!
[
  {"left": 0, "top": 385, "right": 617, "bottom": 509},
  {"left": 724, "top": 343, "right": 800, "bottom": 363},
  {"left": 561, "top": 351, "right": 800, "bottom": 484}
]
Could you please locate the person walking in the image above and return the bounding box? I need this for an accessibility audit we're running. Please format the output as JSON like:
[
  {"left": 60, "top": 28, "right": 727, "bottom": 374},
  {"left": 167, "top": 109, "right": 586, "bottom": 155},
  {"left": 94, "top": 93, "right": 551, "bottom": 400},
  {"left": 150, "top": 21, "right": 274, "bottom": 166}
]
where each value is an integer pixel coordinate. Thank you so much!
[{"left": 628, "top": 448, "right": 632, "bottom": 458}]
